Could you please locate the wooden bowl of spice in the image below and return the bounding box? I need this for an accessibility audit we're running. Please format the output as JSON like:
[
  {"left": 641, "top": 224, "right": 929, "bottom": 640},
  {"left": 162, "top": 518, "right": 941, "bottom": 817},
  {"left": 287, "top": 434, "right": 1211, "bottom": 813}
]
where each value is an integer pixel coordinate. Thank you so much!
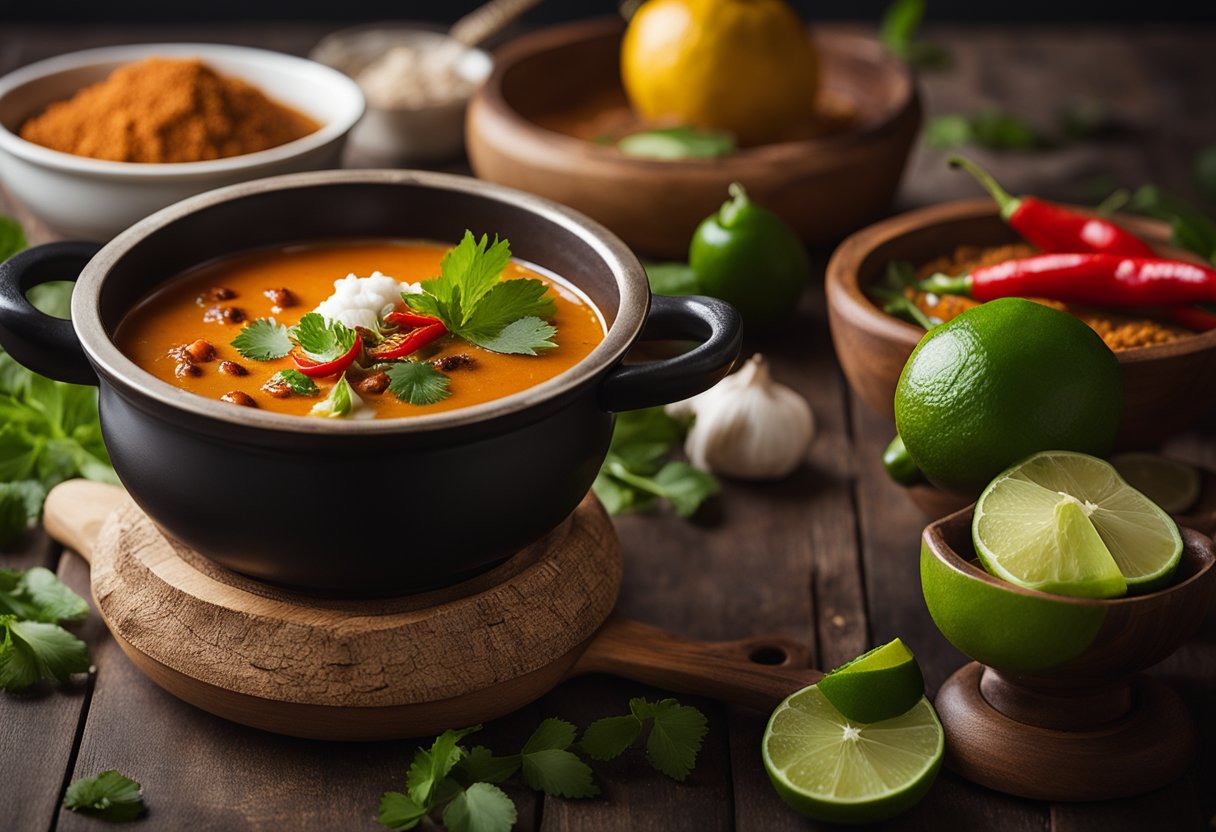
[
  {"left": 826, "top": 198, "right": 1216, "bottom": 449},
  {"left": 0, "top": 44, "right": 364, "bottom": 240}
]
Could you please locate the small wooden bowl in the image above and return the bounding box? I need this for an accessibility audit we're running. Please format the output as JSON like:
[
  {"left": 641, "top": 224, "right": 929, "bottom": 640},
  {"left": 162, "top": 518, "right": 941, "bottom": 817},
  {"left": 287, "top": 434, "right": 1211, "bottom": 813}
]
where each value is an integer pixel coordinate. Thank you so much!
[
  {"left": 922, "top": 507, "right": 1216, "bottom": 801},
  {"left": 826, "top": 198, "right": 1216, "bottom": 449},
  {"left": 467, "top": 19, "right": 921, "bottom": 259}
]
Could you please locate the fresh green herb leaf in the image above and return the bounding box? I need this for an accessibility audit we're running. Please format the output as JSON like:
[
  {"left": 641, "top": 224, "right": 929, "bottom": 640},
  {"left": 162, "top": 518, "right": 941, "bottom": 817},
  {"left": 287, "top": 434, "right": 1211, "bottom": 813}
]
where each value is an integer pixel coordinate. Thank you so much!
[
  {"left": 408, "top": 726, "right": 482, "bottom": 807},
  {"left": 644, "top": 262, "right": 702, "bottom": 296},
  {"left": 581, "top": 714, "right": 643, "bottom": 761},
  {"left": 468, "top": 316, "right": 557, "bottom": 356},
  {"left": 0, "top": 482, "right": 41, "bottom": 549},
  {"left": 0, "top": 215, "right": 27, "bottom": 263},
  {"left": 455, "top": 747, "right": 521, "bottom": 785},
  {"left": 309, "top": 374, "right": 358, "bottom": 419},
  {"left": 441, "top": 782, "right": 517, "bottom": 832},
  {"left": 593, "top": 408, "right": 717, "bottom": 517},
  {"left": 0, "top": 566, "right": 88, "bottom": 622},
  {"left": 644, "top": 699, "right": 708, "bottom": 781},
  {"left": 604, "top": 459, "right": 719, "bottom": 518},
  {"left": 518, "top": 719, "right": 598, "bottom": 798},
  {"left": 63, "top": 770, "right": 144, "bottom": 822},
  {"left": 231, "top": 319, "right": 292, "bottom": 361},
  {"left": 617, "top": 126, "right": 736, "bottom": 160},
  {"left": 1195, "top": 146, "right": 1216, "bottom": 205},
  {"left": 386, "top": 362, "right": 452, "bottom": 406},
  {"left": 291, "top": 312, "right": 357, "bottom": 363},
  {"left": 591, "top": 472, "right": 652, "bottom": 515},
  {"left": 927, "top": 109, "right": 1044, "bottom": 151},
  {"left": 881, "top": 0, "right": 924, "bottom": 58},
  {"left": 405, "top": 232, "right": 559, "bottom": 355},
  {"left": 267, "top": 369, "right": 319, "bottom": 397},
  {"left": 27, "top": 281, "right": 75, "bottom": 320},
  {"left": 0, "top": 615, "right": 90, "bottom": 691},
  {"left": 925, "top": 114, "right": 973, "bottom": 150},
  {"left": 378, "top": 792, "right": 429, "bottom": 830}
]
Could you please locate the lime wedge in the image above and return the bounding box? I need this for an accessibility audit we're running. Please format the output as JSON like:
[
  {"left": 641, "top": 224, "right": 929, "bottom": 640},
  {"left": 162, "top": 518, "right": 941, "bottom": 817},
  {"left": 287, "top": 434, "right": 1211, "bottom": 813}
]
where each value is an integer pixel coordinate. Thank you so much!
[
  {"left": 1110, "top": 453, "right": 1201, "bottom": 514},
  {"left": 763, "top": 686, "right": 943, "bottom": 825},
  {"left": 817, "top": 639, "right": 925, "bottom": 724},
  {"left": 974, "top": 451, "right": 1183, "bottom": 597}
]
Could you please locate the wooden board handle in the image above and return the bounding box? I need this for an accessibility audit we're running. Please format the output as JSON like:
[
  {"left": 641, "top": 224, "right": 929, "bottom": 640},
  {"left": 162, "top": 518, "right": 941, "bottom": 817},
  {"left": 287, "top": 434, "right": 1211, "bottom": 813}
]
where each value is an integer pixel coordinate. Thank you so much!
[
  {"left": 572, "top": 617, "right": 823, "bottom": 712},
  {"left": 43, "top": 480, "right": 127, "bottom": 565}
]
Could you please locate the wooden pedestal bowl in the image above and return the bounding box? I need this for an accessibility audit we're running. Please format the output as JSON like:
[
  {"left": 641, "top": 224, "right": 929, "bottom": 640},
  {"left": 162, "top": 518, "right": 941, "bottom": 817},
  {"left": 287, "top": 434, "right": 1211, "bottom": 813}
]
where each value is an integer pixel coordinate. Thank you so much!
[
  {"left": 921, "top": 507, "right": 1216, "bottom": 801},
  {"left": 44, "top": 481, "right": 822, "bottom": 741},
  {"left": 826, "top": 198, "right": 1216, "bottom": 449},
  {"left": 467, "top": 19, "right": 920, "bottom": 259}
]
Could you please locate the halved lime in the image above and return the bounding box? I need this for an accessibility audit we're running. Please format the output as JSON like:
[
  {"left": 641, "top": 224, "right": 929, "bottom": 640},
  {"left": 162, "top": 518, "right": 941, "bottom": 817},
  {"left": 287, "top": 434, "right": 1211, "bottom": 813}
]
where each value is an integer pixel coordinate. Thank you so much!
[
  {"left": 974, "top": 451, "right": 1183, "bottom": 597},
  {"left": 817, "top": 639, "right": 925, "bottom": 724},
  {"left": 763, "top": 686, "right": 943, "bottom": 825},
  {"left": 1110, "top": 453, "right": 1201, "bottom": 514}
]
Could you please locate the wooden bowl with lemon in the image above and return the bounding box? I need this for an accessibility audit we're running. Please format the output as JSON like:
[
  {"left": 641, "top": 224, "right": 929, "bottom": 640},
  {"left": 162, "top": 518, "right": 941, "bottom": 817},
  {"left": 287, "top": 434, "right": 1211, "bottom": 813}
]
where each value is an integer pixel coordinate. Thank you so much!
[{"left": 466, "top": 10, "right": 920, "bottom": 258}]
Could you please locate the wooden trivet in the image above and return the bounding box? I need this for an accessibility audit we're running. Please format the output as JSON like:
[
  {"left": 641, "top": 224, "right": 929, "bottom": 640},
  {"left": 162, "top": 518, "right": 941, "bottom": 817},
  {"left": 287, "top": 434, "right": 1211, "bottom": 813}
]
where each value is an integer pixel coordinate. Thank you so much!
[{"left": 45, "top": 481, "right": 821, "bottom": 740}]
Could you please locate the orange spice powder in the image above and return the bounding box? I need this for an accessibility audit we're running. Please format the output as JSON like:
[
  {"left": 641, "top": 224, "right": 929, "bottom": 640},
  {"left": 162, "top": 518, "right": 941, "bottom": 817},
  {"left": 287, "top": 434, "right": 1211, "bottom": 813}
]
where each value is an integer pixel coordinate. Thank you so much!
[{"left": 19, "top": 57, "right": 320, "bottom": 163}]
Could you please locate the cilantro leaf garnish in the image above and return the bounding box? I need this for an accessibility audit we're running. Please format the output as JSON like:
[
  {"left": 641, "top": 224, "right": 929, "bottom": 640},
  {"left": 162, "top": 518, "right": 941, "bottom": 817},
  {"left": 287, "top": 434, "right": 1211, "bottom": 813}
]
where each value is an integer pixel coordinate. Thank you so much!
[
  {"left": 267, "top": 369, "right": 319, "bottom": 397},
  {"left": 0, "top": 615, "right": 91, "bottom": 691},
  {"left": 231, "top": 319, "right": 292, "bottom": 361},
  {"left": 468, "top": 317, "right": 557, "bottom": 356},
  {"left": 454, "top": 747, "right": 520, "bottom": 785},
  {"left": 637, "top": 698, "right": 708, "bottom": 781},
  {"left": 386, "top": 362, "right": 451, "bottom": 406},
  {"left": 404, "top": 232, "right": 558, "bottom": 355},
  {"left": 309, "top": 374, "right": 357, "bottom": 419},
  {"left": 580, "top": 714, "right": 643, "bottom": 761},
  {"left": 519, "top": 719, "right": 598, "bottom": 799},
  {"left": 291, "top": 312, "right": 357, "bottom": 363},
  {"left": 408, "top": 726, "right": 479, "bottom": 806},
  {"left": 377, "top": 792, "right": 429, "bottom": 830},
  {"left": 63, "top": 770, "right": 145, "bottom": 822}
]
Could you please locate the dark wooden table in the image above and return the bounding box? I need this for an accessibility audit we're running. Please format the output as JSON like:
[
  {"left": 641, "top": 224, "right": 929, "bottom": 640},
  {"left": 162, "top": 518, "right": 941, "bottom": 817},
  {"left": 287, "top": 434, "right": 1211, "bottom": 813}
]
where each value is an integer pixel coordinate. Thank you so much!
[{"left": 2, "top": 22, "right": 1214, "bottom": 832}]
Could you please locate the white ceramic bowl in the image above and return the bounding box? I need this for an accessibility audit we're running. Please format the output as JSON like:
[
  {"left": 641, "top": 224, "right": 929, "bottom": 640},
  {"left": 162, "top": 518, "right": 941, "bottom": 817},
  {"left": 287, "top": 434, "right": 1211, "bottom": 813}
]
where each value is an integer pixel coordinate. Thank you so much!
[
  {"left": 311, "top": 24, "right": 492, "bottom": 166},
  {"left": 0, "top": 43, "right": 365, "bottom": 240}
]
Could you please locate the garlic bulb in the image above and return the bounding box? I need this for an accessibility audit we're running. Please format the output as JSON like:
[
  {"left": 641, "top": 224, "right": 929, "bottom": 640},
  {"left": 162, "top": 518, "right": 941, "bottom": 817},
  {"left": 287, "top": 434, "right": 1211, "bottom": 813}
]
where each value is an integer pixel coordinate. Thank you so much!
[{"left": 669, "top": 354, "right": 814, "bottom": 480}]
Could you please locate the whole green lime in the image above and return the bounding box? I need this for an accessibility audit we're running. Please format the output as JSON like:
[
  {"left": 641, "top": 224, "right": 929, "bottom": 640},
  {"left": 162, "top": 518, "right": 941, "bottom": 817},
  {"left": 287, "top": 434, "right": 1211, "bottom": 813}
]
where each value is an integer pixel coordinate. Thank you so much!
[
  {"left": 894, "top": 298, "right": 1123, "bottom": 496},
  {"left": 689, "top": 183, "right": 808, "bottom": 326}
]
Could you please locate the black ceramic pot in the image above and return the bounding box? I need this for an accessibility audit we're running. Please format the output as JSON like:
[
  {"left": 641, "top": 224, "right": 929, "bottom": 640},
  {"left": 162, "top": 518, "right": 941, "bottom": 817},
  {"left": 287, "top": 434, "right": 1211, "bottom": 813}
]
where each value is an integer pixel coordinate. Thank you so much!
[{"left": 0, "top": 170, "right": 742, "bottom": 596}]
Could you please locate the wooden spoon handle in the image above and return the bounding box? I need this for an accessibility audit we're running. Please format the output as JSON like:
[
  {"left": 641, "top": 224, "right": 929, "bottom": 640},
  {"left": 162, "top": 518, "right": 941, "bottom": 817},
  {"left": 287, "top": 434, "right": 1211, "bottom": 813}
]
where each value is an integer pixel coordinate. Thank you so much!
[
  {"left": 572, "top": 617, "right": 822, "bottom": 712},
  {"left": 42, "top": 480, "right": 127, "bottom": 565},
  {"left": 448, "top": 0, "right": 543, "bottom": 47}
]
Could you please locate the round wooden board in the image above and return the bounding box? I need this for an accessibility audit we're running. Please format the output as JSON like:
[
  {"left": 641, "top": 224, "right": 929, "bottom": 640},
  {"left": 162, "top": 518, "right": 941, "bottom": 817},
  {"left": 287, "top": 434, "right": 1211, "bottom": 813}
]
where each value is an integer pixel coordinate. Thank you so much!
[{"left": 88, "top": 492, "right": 622, "bottom": 740}]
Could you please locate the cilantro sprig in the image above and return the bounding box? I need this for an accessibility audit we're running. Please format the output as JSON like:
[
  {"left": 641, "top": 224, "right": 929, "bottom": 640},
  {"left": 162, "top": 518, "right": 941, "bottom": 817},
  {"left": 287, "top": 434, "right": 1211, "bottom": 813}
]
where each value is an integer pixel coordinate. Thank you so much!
[
  {"left": 405, "top": 232, "right": 558, "bottom": 356},
  {"left": 0, "top": 567, "right": 92, "bottom": 692},
  {"left": 377, "top": 698, "right": 707, "bottom": 832},
  {"left": 63, "top": 770, "right": 145, "bottom": 822},
  {"left": 592, "top": 408, "right": 719, "bottom": 518},
  {"left": 230, "top": 319, "right": 292, "bottom": 361},
  {"left": 291, "top": 312, "right": 357, "bottom": 363}
]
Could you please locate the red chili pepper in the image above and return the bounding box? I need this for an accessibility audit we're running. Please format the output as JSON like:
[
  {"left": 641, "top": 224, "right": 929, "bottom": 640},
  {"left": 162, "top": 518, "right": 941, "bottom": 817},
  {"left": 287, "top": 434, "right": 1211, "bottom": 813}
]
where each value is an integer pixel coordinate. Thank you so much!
[
  {"left": 292, "top": 334, "right": 363, "bottom": 378},
  {"left": 950, "top": 156, "right": 1156, "bottom": 258},
  {"left": 385, "top": 310, "right": 443, "bottom": 328},
  {"left": 1166, "top": 306, "right": 1216, "bottom": 332},
  {"left": 920, "top": 253, "right": 1216, "bottom": 307},
  {"left": 366, "top": 322, "right": 448, "bottom": 360}
]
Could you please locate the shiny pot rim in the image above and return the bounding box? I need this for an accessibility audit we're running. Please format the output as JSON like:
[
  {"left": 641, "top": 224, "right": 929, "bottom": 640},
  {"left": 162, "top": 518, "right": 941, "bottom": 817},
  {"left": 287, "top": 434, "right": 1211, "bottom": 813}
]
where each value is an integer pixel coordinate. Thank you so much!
[{"left": 71, "top": 169, "right": 651, "bottom": 435}]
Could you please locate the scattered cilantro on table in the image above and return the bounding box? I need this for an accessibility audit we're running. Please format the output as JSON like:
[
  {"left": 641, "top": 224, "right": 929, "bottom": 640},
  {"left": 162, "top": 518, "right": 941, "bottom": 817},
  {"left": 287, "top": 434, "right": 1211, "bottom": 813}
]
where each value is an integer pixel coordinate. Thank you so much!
[
  {"left": 377, "top": 698, "right": 707, "bottom": 832},
  {"left": 0, "top": 567, "right": 91, "bottom": 692},
  {"left": 880, "top": 0, "right": 951, "bottom": 71},
  {"left": 927, "top": 100, "right": 1113, "bottom": 153},
  {"left": 592, "top": 408, "right": 718, "bottom": 518},
  {"left": 63, "top": 770, "right": 145, "bottom": 822},
  {"left": 405, "top": 231, "right": 557, "bottom": 355}
]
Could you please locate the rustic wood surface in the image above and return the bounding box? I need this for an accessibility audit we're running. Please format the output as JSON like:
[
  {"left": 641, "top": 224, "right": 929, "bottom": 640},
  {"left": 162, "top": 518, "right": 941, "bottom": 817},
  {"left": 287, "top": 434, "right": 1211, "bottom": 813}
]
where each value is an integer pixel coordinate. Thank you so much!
[{"left": 1, "top": 20, "right": 1215, "bottom": 832}]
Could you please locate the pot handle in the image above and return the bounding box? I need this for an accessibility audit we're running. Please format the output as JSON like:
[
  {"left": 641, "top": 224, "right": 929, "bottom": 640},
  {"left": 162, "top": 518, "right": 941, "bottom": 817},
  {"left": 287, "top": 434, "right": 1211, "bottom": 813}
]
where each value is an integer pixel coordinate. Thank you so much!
[
  {"left": 598, "top": 294, "right": 743, "bottom": 412},
  {"left": 0, "top": 241, "right": 101, "bottom": 386}
]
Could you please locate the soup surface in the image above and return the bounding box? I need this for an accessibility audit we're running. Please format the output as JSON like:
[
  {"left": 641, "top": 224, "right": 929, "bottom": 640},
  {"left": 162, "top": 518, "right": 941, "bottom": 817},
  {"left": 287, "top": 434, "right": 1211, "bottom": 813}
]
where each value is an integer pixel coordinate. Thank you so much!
[{"left": 116, "top": 239, "right": 606, "bottom": 419}]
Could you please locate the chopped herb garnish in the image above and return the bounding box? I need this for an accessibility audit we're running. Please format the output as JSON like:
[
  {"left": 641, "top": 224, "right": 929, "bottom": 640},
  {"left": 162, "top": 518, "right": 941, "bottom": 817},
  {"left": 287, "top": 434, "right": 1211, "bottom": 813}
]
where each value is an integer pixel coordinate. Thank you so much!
[
  {"left": 63, "top": 770, "right": 145, "bottom": 822},
  {"left": 0, "top": 614, "right": 91, "bottom": 691},
  {"left": 309, "top": 373, "right": 358, "bottom": 419},
  {"left": 231, "top": 319, "right": 292, "bottom": 361},
  {"left": 405, "top": 232, "right": 558, "bottom": 356},
  {"left": 387, "top": 362, "right": 452, "bottom": 406},
  {"left": 267, "top": 369, "right": 319, "bottom": 397},
  {"left": 291, "top": 312, "right": 357, "bottom": 364}
]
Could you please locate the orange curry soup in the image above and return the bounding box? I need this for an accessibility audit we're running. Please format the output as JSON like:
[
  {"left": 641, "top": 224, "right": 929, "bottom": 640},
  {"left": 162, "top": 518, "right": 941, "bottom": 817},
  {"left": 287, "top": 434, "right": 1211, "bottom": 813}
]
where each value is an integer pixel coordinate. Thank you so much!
[{"left": 116, "top": 240, "right": 606, "bottom": 418}]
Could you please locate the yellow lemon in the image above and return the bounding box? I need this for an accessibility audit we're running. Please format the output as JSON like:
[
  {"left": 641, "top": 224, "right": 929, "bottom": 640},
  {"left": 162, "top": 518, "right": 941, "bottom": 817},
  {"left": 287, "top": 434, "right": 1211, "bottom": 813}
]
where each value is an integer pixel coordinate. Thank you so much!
[{"left": 621, "top": 0, "right": 820, "bottom": 146}]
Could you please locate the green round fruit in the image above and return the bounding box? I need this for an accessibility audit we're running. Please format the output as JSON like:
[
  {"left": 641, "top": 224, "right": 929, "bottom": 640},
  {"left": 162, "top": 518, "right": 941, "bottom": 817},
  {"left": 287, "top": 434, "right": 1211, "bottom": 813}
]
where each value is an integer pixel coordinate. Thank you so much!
[
  {"left": 894, "top": 298, "right": 1123, "bottom": 496},
  {"left": 689, "top": 183, "right": 809, "bottom": 327}
]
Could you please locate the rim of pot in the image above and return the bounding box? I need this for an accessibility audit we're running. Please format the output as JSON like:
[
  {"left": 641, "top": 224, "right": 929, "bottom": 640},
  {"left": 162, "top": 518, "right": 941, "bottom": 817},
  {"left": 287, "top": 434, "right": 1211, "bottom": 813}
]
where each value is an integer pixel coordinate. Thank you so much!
[{"left": 73, "top": 168, "right": 649, "bottom": 435}]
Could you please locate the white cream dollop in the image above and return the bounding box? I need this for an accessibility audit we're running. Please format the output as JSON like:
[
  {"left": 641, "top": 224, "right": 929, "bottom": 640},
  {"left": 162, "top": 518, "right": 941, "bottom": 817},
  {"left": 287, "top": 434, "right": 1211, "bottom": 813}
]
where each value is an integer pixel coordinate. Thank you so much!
[
  {"left": 313, "top": 271, "right": 422, "bottom": 331},
  {"left": 668, "top": 354, "right": 814, "bottom": 481}
]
